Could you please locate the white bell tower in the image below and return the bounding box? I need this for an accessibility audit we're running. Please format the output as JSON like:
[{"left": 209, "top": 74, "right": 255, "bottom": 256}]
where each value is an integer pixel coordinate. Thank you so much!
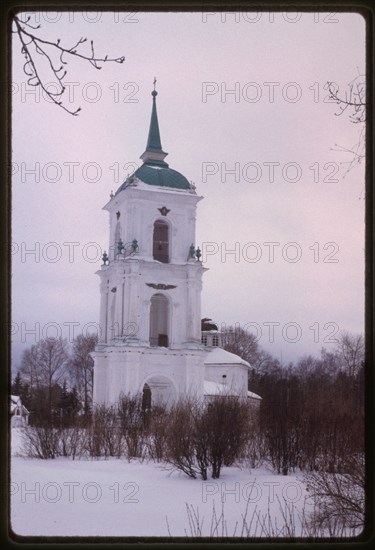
[{"left": 92, "top": 84, "right": 208, "bottom": 406}]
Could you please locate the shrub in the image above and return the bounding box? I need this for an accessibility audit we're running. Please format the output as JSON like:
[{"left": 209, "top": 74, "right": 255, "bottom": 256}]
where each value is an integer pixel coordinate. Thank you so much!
[
  {"left": 86, "top": 404, "right": 121, "bottom": 458},
  {"left": 22, "top": 424, "right": 61, "bottom": 459},
  {"left": 164, "top": 397, "right": 199, "bottom": 478},
  {"left": 204, "top": 396, "right": 253, "bottom": 478},
  {"left": 145, "top": 404, "right": 168, "bottom": 462},
  {"left": 164, "top": 395, "right": 255, "bottom": 480},
  {"left": 117, "top": 393, "right": 146, "bottom": 460},
  {"left": 304, "top": 454, "right": 365, "bottom": 536}
]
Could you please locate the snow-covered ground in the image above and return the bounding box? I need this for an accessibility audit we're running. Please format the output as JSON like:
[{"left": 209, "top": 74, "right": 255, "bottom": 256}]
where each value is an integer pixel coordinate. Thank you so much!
[{"left": 11, "top": 428, "right": 310, "bottom": 537}]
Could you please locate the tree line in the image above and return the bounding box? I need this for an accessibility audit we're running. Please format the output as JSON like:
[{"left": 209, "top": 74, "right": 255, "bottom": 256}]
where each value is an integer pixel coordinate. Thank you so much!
[
  {"left": 12, "top": 334, "right": 97, "bottom": 426},
  {"left": 12, "top": 328, "right": 364, "bottom": 477},
  {"left": 224, "top": 327, "right": 364, "bottom": 475}
]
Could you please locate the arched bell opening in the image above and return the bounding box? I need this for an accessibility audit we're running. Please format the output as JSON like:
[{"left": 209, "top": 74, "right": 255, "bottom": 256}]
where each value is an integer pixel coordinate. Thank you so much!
[
  {"left": 153, "top": 219, "right": 169, "bottom": 263},
  {"left": 149, "top": 293, "right": 170, "bottom": 348}
]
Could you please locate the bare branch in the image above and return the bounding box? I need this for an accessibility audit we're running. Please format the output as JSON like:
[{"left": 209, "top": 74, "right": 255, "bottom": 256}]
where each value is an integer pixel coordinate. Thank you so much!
[
  {"left": 327, "top": 74, "right": 366, "bottom": 124},
  {"left": 13, "top": 14, "right": 125, "bottom": 115},
  {"left": 327, "top": 73, "right": 366, "bottom": 177}
]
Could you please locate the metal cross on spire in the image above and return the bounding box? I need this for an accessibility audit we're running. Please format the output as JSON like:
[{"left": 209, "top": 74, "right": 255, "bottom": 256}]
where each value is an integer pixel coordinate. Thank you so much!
[{"left": 153, "top": 77, "right": 157, "bottom": 91}]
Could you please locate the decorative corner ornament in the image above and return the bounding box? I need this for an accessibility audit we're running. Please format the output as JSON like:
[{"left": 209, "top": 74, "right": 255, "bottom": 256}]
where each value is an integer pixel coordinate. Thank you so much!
[
  {"left": 146, "top": 283, "right": 177, "bottom": 290},
  {"left": 101, "top": 251, "right": 109, "bottom": 266},
  {"left": 129, "top": 176, "right": 139, "bottom": 186},
  {"left": 116, "top": 211, "right": 121, "bottom": 219},
  {"left": 131, "top": 239, "right": 139, "bottom": 253},
  {"left": 188, "top": 243, "right": 196, "bottom": 261},
  {"left": 158, "top": 206, "right": 170, "bottom": 216},
  {"left": 117, "top": 239, "right": 124, "bottom": 254}
]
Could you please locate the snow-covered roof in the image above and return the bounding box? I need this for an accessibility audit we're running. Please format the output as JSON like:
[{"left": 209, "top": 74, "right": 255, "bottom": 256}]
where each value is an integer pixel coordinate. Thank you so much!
[
  {"left": 10, "top": 395, "right": 29, "bottom": 415},
  {"left": 247, "top": 390, "right": 262, "bottom": 401},
  {"left": 10, "top": 395, "right": 20, "bottom": 413},
  {"left": 204, "top": 381, "right": 262, "bottom": 400},
  {"left": 204, "top": 347, "right": 250, "bottom": 368}
]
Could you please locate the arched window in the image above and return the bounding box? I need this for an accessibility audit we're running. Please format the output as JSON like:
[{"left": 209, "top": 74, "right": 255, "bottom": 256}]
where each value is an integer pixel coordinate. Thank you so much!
[
  {"left": 153, "top": 220, "right": 169, "bottom": 263},
  {"left": 149, "top": 293, "right": 169, "bottom": 347}
]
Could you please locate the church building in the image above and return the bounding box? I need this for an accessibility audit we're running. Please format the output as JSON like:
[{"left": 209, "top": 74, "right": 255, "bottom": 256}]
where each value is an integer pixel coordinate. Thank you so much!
[{"left": 92, "top": 85, "right": 261, "bottom": 408}]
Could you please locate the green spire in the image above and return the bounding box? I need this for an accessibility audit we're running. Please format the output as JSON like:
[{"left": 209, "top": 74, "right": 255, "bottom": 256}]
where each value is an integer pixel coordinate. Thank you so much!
[
  {"left": 146, "top": 90, "right": 162, "bottom": 152},
  {"left": 140, "top": 79, "right": 168, "bottom": 167}
]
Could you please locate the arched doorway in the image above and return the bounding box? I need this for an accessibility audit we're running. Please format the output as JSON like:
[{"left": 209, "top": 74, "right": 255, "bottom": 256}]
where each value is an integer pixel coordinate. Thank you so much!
[
  {"left": 153, "top": 219, "right": 169, "bottom": 263},
  {"left": 141, "top": 375, "right": 177, "bottom": 408},
  {"left": 142, "top": 383, "right": 152, "bottom": 411},
  {"left": 149, "top": 293, "right": 170, "bottom": 347}
]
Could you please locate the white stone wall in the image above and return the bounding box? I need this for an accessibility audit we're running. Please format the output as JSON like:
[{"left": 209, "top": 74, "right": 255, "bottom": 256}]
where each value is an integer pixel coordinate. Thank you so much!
[
  {"left": 204, "top": 363, "right": 249, "bottom": 397},
  {"left": 104, "top": 182, "right": 201, "bottom": 263},
  {"left": 92, "top": 181, "right": 254, "bottom": 407},
  {"left": 97, "top": 259, "right": 206, "bottom": 347},
  {"left": 92, "top": 345, "right": 207, "bottom": 406},
  {"left": 96, "top": 182, "right": 207, "bottom": 348}
]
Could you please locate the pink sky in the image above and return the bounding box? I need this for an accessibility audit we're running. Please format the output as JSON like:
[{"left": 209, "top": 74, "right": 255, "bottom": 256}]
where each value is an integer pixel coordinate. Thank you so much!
[{"left": 12, "top": 11, "right": 365, "bottom": 366}]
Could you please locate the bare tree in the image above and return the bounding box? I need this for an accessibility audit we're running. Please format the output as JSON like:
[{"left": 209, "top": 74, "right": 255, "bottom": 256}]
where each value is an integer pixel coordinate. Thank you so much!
[
  {"left": 19, "top": 344, "right": 43, "bottom": 390},
  {"left": 293, "top": 355, "right": 322, "bottom": 380},
  {"left": 327, "top": 73, "right": 366, "bottom": 176},
  {"left": 13, "top": 13, "right": 125, "bottom": 115},
  {"left": 19, "top": 337, "right": 69, "bottom": 424},
  {"left": 335, "top": 331, "right": 364, "bottom": 378},
  {"left": 39, "top": 337, "right": 69, "bottom": 423},
  {"left": 223, "top": 326, "right": 258, "bottom": 358},
  {"left": 68, "top": 334, "right": 97, "bottom": 417},
  {"left": 222, "top": 326, "right": 279, "bottom": 381},
  {"left": 39, "top": 336, "right": 68, "bottom": 379}
]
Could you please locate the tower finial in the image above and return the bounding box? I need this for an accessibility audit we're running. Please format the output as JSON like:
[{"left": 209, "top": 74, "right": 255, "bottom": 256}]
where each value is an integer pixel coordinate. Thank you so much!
[{"left": 152, "top": 77, "right": 157, "bottom": 97}]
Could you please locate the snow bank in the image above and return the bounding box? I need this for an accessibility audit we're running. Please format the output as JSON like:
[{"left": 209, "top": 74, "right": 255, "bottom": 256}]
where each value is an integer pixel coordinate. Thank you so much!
[{"left": 11, "top": 454, "right": 309, "bottom": 537}]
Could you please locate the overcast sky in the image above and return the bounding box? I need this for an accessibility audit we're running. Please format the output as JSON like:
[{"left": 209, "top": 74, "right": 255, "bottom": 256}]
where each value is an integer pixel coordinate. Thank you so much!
[{"left": 12, "top": 10, "right": 365, "bottom": 368}]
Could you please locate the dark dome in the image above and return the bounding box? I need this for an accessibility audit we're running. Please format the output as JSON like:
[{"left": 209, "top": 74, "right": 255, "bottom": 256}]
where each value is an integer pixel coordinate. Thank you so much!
[{"left": 115, "top": 163, "right": 190, "bottom": 195}]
